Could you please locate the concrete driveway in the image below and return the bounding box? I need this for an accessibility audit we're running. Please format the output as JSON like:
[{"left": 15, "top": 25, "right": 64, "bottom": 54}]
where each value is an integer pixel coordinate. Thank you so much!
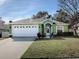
[{"left": 0, "top": 37, "right": 35, "bottom": 59}]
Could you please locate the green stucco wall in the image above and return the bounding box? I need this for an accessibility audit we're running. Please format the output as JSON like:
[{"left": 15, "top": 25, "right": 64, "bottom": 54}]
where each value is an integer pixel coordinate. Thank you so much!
[
  {"left": 39, "top": 24, "right": 42, "bottom": 33},
  {"left": 64, "top": 25, "right": 69, "bottom": 32},
  {"left": 39, "top": 24, "right": 44, "bottom": 34},
  {"left": 52, "top": 24, "right": 56, "bottom": 33},
  {"left": 41, "top": 24, "right": 44, "bottom": 34}
]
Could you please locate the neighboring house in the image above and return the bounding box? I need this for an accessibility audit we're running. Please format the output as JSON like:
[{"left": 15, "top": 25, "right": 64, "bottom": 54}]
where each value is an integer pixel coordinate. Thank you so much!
[
  {"left": 0, "top": 18, "right": 5, "bottom": 38},
  {"left": 76, "top": 23, "right": 79, "bottom": 36},
  {"left": 71, "top": 23, "right": 79, "bottom": 36},
  {"left": 2, "top": 24, "right": 10, "bottom": 38},
  {"left": 11, "top": 17, "right": 69, "bottom": 38}
]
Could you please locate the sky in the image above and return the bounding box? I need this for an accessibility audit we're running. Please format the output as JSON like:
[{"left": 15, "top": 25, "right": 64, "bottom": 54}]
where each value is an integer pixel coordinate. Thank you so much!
[{"left": 0, "top": 0, "right": 58, "bottom": 23}]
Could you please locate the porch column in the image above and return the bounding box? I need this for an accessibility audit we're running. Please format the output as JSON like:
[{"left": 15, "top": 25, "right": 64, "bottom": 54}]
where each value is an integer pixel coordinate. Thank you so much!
[
  {"left": 52, "top": 24, "right": 56, "bottom": 34},
  {"left": 41, "top": 24, "right": 44, "bottom": 34},
  {"left": 39, "top": 24, "right": 44, "bottom": 35}
]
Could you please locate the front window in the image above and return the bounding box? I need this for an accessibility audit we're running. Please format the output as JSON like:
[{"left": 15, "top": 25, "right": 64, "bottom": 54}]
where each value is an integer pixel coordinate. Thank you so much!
[
  {"left": 20, "top": 26, "right": 22, "bottom": 28},
  {"left": 26, "top": 26, "right": 28, "bottom": 28},
  {"left": 23, "top": 26, "right": 25, "bottom": 28},
  {"left": 32, "top": 26, "right": 34, "bottom": 28},
  {"left": 14, "top": 26, "right": 16, "bottom": 28},
  {"left": 16, "top": 26, "right": 18, "bottom": 28},
  {"left": 29, "top": 26, "right": 31, "bottom": 28}
]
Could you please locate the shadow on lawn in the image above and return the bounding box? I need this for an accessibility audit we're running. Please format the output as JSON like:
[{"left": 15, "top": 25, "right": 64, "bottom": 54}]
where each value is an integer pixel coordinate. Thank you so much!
[
  {"left": 35, "top": 36, "right": 65, "bottom": 41},
  {"left": 12, "top": 36, "right": 79, "bottom": 42},
  {"left": 35, "top": 35, "right": 79, "bottom": 41},
  {"left": 12, "top": 37, "right": 35, "bottom": 41}
]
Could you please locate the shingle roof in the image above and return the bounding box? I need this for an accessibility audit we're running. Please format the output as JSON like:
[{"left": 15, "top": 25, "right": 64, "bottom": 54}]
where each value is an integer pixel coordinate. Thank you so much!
[
  {"left": 11, "top": 18, "right": 46, "bottom": 25},
  {"left": 11, "top": 17, "right": 69, "bottom": 25},
  {"left": 55, "top": 21, "right": 69, "bottom": 25}
]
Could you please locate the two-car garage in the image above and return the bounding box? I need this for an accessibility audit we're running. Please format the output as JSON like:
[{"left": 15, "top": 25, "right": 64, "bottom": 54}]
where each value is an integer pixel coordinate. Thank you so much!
[{"left": 12, "top": 25, "right": 39, "bottom": 37}]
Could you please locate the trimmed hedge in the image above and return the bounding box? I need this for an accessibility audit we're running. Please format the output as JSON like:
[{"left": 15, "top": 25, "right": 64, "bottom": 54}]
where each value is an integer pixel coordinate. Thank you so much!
[
  {"left": 37, "top": 33, "right": 46, "bottom": 39},
  {"left": 57, "top": 32, "right": 74, "bottom": 36}
]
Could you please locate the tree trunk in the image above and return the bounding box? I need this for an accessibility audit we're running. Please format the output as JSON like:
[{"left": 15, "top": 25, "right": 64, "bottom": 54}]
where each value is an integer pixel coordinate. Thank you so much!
[{"left": 73, "top": 25, "right": 78, "bottom": 36}]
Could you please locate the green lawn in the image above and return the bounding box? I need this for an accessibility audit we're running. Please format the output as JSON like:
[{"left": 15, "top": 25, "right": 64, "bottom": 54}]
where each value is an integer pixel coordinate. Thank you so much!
[{"left": 21, "top": 37, "right": 79, "bottom": 59}]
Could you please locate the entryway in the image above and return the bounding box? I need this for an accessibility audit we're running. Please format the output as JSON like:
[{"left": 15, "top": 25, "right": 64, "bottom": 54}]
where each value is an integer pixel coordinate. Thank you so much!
[{"left": 45, "top": 23, "right": 51, "bottom": 38}]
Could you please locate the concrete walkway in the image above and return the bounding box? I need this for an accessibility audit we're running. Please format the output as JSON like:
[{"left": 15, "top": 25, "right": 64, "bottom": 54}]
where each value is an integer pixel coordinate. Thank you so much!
[{"left": 0, "top": 38, "right": 35, "bottom": 59}]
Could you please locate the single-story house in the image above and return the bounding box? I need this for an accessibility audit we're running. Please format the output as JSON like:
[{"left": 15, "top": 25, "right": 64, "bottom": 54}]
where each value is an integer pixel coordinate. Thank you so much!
[
  {"left": 11, "top": 17, "right": 69, "bottom": 38},
  {"left": 0, "top": 17, "right": 5, "bottom": 38},
  {"left": 76, "top": 23, "right": 79, "bottom": 36}
]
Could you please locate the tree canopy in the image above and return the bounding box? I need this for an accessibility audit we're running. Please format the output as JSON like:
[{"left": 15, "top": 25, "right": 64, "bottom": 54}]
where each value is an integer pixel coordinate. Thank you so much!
[
  {"left": 56, "top": 9, "right": 69, "bottom": 23},
  {"left": 58, "top": 0, "right": 79, "bottom": 25},
  {"left": 32, "top": 11, "right": 48, "bottom": 19}
]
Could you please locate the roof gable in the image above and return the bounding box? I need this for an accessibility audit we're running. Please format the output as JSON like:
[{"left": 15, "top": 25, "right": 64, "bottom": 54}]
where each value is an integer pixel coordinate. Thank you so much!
[{"left": 11, "top": 17, "right": 53, "bottom": 25}]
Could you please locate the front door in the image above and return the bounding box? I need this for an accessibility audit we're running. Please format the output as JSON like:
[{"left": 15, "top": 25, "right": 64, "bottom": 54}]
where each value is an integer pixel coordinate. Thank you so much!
[
  {"left": 45, "top": 24, "right": 51, "bottom": 38},
  {"left": 46, "top": 27, "right": 51, "bottom": 35}
]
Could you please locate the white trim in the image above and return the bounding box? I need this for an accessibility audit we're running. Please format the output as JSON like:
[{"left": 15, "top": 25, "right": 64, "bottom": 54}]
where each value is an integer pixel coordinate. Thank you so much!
[
  {"left": 62, "top": 26, "right": 64, "bottom": 32},
  {"left": 43, "top": 21, "right": 53, "bottom": 34},
  {"left": 53, "top": 26, "right": 57, "bottom": 35},
  {"left": 43, "top": 21, "right": 53, "bottom": 26},
  {"left": 42, "top": 19, "right": 54, "bottom": 24},
  {"left": 56, "top": 26, "right": 57, "bottom": 35}
]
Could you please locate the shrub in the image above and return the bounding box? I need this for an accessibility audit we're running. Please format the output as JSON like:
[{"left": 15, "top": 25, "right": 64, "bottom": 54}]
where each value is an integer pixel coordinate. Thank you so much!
[
  {"left": 62, "top": 32, "right": 74, "bottom": 36},
  {"left": 41, "top": 33, "right": 46, "bottom": 37},
  {"left": 37, "top": 33, "right": 46, "bottom": 39},
  {"left": 37, "top": 32, "right": 41, "bottom": 39},
  {"left": 9, "top": 34, "right": 12, "bottom": 37}
]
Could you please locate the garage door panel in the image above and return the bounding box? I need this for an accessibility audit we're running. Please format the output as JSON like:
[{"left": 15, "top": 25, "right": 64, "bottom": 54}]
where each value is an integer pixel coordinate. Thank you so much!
[{"left": 12, "top": 25, "right": 38, "bottom": 37}]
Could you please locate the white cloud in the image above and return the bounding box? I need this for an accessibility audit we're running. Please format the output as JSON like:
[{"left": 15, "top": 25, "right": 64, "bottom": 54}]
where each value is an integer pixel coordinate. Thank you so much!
[
  {"left": 2, "top": 0, "right": 49, "bottom": 23},
  {"left": 0, "top": 0, "right": 7, "bottom": 5}
]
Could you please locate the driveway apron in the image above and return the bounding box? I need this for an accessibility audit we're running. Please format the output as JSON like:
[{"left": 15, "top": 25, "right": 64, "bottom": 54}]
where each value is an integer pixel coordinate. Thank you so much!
[{"left": 0, "top": 38, "right": 35, "bottom": 59}]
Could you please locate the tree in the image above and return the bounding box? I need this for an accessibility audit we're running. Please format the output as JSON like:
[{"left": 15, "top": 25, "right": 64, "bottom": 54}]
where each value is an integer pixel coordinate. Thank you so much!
[
  {"left": 56, "top": 9, "right": 69, "bottom": 23},
  {"left": 58, "top": 0, "right": 79, "bottom": 15},
  {"left": 32, "top": 11, "right": 48, "bottom": 19},
  {"left": 58, "top": 0, "right": 79, "bottom": 36}
]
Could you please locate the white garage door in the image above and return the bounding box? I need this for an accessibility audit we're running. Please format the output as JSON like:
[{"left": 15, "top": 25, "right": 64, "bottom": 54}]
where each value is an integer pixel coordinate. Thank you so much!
[{"left": 12, "top": 25, "right": 39, "bottom": 37}]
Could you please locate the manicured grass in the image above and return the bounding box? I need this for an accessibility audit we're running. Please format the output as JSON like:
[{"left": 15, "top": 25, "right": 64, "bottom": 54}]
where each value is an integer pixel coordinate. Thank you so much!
[{"left": 21, "top": 37, "right": 79, "bottom": 59}]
